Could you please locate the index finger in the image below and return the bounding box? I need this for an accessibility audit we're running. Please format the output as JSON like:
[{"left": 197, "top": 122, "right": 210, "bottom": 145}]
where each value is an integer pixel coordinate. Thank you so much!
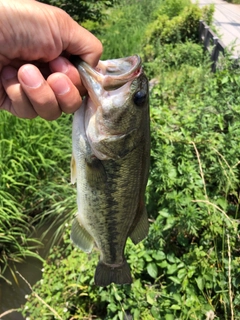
[{"left": 61, "top": 18, "right": 103, "bottom": 68}]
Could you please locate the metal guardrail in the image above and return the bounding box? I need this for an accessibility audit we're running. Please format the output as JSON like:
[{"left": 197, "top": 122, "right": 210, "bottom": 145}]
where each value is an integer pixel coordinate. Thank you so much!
[{"left": 199, "top": 20, "right": 225, "bottom": 72}]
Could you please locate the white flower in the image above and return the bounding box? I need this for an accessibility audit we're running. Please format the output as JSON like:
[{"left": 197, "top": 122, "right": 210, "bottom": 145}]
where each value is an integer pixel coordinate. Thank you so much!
[
  {"left": 41, "top": 268, "right": 45, "bottom": 272},
  {"left": 63, "top": 308, "right": 68, "bottom": 313},
  {"left": 205, "top": 310, "right": 216, "bottom": 320},
  {"left": 25, "top": 294, "right": 29, "bottom": 299}
]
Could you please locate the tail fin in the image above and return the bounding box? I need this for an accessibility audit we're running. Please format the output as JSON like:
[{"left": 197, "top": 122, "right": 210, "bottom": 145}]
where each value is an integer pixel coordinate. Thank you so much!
[{"left": 94, "top": 261, "right": 132, "bottom": 287}]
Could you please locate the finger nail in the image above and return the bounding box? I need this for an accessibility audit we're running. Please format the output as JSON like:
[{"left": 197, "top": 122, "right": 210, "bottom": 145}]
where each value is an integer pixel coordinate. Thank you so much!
[
  {"left": 50, "top": 57, "right": 69, "bottom": 73},
  {"left": 1, "top": 67, "right": 17, "bottom": 80},
  {"left": 51, "top": 76, "right": 70, "bottom": 95},
  {"left": 20, "top": 65, "right": 43, "bottom": 88}
]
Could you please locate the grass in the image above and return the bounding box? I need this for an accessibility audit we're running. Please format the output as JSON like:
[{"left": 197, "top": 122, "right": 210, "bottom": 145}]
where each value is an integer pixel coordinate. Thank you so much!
[
  {"left": 0, "top": 111, "right": 77, "bottom": 276},
  {"left": 83, "top": 0, "right": 161, "bottom": 59}
]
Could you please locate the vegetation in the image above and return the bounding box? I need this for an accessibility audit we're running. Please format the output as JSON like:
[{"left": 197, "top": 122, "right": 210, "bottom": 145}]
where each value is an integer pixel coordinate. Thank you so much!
[
  {"left": 83, "top": 0, "right": 160, "bottom": 59},
  {"left": 224, "top": 0, "right": 240, "bottom": 3},
  {"left": 38, "top": 0, "right": 119, "bottom": 24},
  {"left": 23, "top": 52, "right": 240, "bottom": 318},
  {"left": 1, "top": 0, "right": 240, "bottom": 319},
  {"left": 0, "top": 113, "right": 76, "bottom": 279},
  {"left": 143, "top": 1, "right": 214, "bottom": 60}
]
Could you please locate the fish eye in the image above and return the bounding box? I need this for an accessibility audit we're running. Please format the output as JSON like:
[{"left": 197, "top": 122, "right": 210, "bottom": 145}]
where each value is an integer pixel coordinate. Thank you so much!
[{"left": 133, "top": 90, "right": 147, "bottom": 107}]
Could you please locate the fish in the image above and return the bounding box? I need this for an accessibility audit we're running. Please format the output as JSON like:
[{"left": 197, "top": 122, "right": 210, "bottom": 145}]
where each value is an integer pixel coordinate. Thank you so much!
[{"left": 70, "top": 55, "right": 150, "bottom": 287}]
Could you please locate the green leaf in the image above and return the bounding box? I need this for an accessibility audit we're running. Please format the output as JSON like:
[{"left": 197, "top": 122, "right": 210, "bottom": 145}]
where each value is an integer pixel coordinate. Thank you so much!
[
  {"left": 187, "top": 266, "right": 196, "bottom": 278},
  {"left": 170, "top": 304, "right": 181, "bottom": 310},
  {"left": 163, "top": 217, "right": 176, "bottom": 231},
  {"left": 146, "top": 292, "right": 156, "bottom": 305},
  {"left": 177, "top": 268, "right": 187, "bottom": 280},
  {"left": 118, "top": 310, "right": 124, "bottom": 320},
  {"left": 173, "top": 293, "right": 182, "bottom": 303},
  {"left": 114, "top": 292, "right": 122, "bottom": 301},
  {"left": 147, "top": 262, "right": 158, "bottom": 279},
  {"left": 196, "top": 276, "right": 205, "bottom": 291},
  {"left": 158, "top": 260, "right": 168, "bottom": 268},
  {"left": 108, "top": 303, "right": 118, "bottom": 312},
  {"left": 168, "top": 276, "right": 181, "bottom": 284},
  {"left": 216, "top": 197, "right": 227, "bottom": 210},
  {"left": 151, "top": 306, "right": 160, "bottom": 318},
  {"left": 167, "top": 264, "right": 178, "bottom": 275},
  {"left": 159, "top": 210, "right": 170, "bottom": 217},
  {"left": 133, "top": 309, "right": 140, "bottom": 319},
  {"left": 221, "top": 76, "right": 229, "bottom": 84},
  {"left": 152, "top": 250, "right": 166, "bottom": 261},
  {"left": 144, "top": 254, "right": 153, "bottom": 262},
  {"left": 166, "top": 253, "right": 176, "bottom": 263},
  {"left": 182, "top": 277, "right": 189, "bottom": 290}
]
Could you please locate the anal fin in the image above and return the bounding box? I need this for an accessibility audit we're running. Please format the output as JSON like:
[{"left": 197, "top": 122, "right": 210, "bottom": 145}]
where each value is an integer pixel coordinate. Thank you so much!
[
  {"left": 94, "top": 260, "right": 132, "bottom": 287},
  {"left": 70, "top": 216, "right": 94, "bottom": 253},
  {"left": 129, "top": 206, "right": 149, "bottom": 245}
]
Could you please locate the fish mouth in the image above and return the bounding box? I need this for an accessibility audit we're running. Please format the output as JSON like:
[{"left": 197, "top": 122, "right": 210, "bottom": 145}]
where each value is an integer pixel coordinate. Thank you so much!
[
  {"left": 70, "top": 55, "right": 142, "bottom": 90},
  {"left": 95, "top": 55, "right": 141, "bottom": 77}
]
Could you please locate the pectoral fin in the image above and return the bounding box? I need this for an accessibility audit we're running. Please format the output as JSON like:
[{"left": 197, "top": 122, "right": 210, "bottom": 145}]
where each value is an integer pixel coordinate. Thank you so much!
[
  {"left": 71, "top": 154, "right": 77, "bottom": 184},
  {"left": 85, "top": 156, "right": 107, "bottom": 186},
  {"left": 129, "top": 206, "right": 149, "bottom": 245},
  {"left": 70, "top": 216, "right": 94, "bottom": 253}
]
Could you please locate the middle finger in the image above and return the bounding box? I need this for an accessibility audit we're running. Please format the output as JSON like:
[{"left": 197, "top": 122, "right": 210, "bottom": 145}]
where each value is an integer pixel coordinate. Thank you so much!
[{"left": 18, "top": 64, "right": 62, "bottom": 120}]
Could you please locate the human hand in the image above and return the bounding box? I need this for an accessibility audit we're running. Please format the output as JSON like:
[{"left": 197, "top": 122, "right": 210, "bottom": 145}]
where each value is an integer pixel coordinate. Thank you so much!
[{"left": 0, "top": 0, "right": 102, "bottom": 120}]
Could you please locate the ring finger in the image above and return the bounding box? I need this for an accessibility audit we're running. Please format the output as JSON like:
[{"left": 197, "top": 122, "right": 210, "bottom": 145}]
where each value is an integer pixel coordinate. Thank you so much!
[{"left": 1, "top": 66, "right": 37, "bottom": 119}]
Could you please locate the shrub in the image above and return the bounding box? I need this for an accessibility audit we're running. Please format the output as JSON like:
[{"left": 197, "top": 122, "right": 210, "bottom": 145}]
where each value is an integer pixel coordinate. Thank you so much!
[
  {"left": 157, "top": 0, "right": 191, "bottom": 19},
  {"left": 143, "top": 2, "right": 214, "bottom": 60}
]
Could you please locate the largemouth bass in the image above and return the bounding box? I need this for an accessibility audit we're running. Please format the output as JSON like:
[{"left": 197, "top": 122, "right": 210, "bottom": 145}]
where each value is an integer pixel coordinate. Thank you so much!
[{"left": 70, "top": 55, "right": 150, "bottom": 287}]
